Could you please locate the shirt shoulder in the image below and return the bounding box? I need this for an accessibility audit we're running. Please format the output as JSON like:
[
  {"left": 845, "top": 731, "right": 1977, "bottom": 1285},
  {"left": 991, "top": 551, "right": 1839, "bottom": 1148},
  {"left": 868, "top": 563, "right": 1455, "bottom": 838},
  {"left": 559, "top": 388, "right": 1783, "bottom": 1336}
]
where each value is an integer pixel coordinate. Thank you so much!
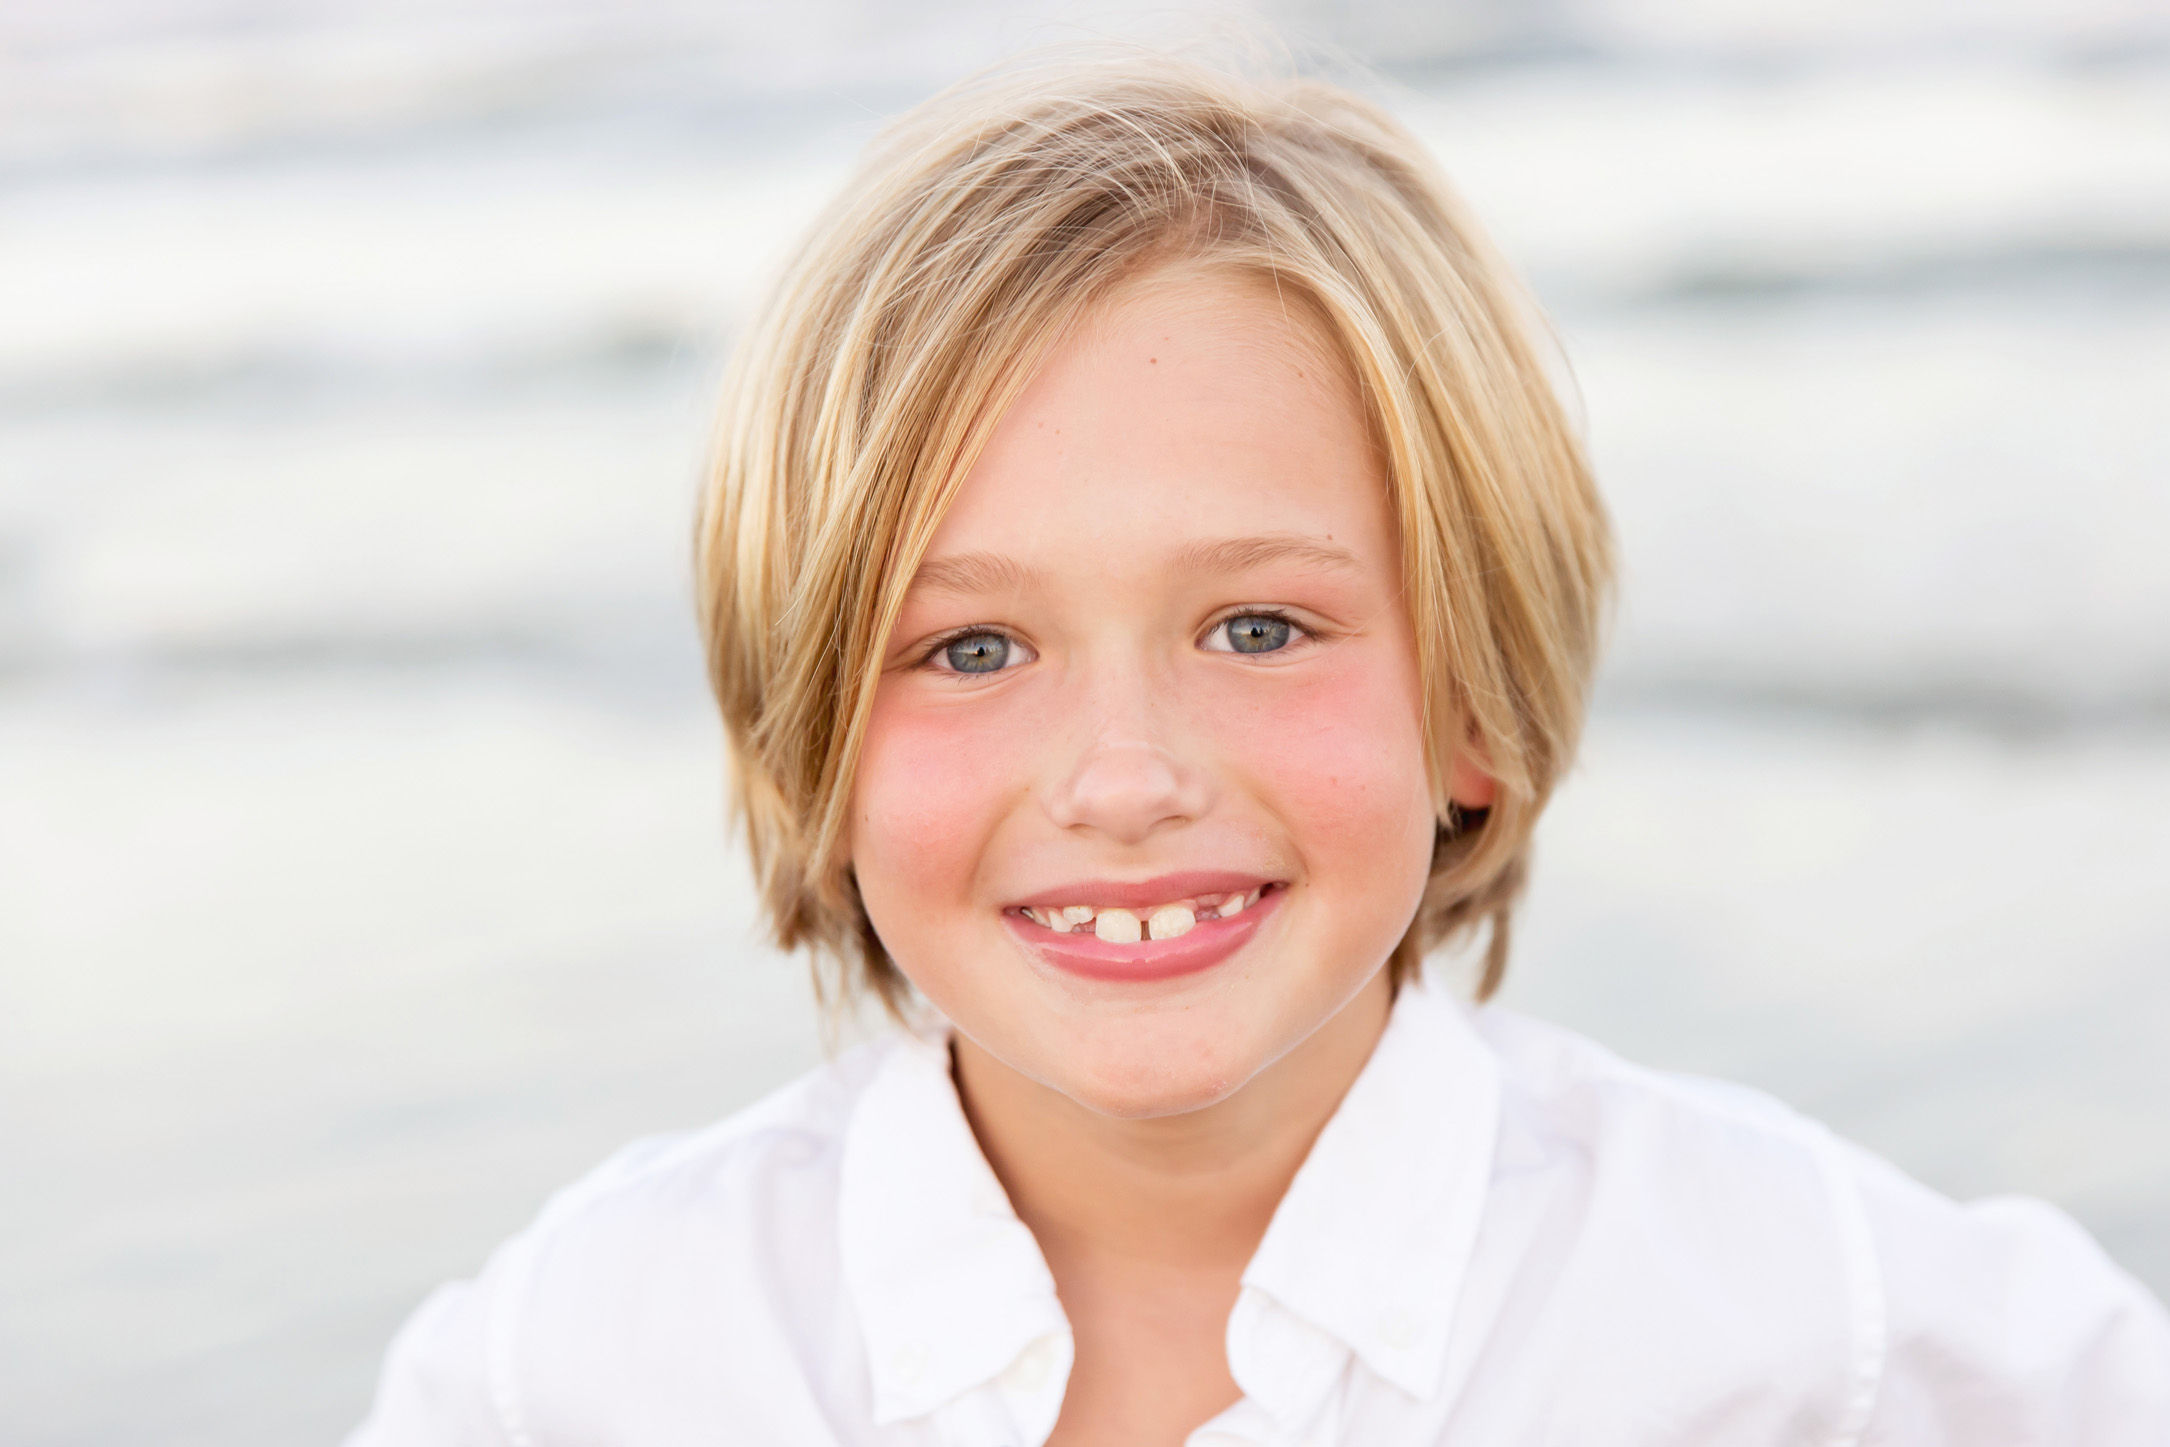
[
  {"left": 345, "top": 1034, "right": 905, "bottom": 1447},
  {"left": 1463, "top": 1006, "right": 2170, "bottom": 1446},
  {"left": 1472, "top": 1004, "right": 1866, "bottom": 1259},
  {"left": 1458, "top": 1007, "right": 1879, "bottom": 1439},
  {"left": 1842, "top": 1141, "right": 2170, "bottom": 1444},
  {"left": 531, "top": 1027, "right": 884, "bottom": 1234}
]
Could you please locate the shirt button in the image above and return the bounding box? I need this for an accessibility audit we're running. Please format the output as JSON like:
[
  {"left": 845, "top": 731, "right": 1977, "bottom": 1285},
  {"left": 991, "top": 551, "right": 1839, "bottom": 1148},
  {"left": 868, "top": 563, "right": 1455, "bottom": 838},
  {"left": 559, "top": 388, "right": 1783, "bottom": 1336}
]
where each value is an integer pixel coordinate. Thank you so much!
[
  {"left": 1378, "top": 1310, "right": 1419, "bottom": 1351},
  {"left": 1001, "top": 1337, "right": 1054, "bottom": 1393}
]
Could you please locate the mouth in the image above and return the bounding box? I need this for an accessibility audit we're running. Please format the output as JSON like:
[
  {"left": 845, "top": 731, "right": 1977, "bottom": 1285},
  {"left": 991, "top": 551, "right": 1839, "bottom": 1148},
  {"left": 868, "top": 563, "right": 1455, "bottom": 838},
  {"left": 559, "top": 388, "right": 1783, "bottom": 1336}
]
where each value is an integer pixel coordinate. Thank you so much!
[
  {"left": 1015, "top": 884, "right": 1269, "bottom": 940},
  {"left": 1002, "top": 873, "right": 1286, "bottom": 983}
]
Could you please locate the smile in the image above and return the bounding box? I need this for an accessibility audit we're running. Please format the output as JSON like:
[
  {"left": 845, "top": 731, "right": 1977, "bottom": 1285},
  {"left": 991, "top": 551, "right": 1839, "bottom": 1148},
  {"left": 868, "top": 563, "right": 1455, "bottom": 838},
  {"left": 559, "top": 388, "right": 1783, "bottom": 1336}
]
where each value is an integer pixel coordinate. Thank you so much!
[
  {"left": 1016, "top": 886, "right": 1264, "bottom": 942},
  {"left": 1003, "top": 873, "right": 1285, "bottom": 983}
]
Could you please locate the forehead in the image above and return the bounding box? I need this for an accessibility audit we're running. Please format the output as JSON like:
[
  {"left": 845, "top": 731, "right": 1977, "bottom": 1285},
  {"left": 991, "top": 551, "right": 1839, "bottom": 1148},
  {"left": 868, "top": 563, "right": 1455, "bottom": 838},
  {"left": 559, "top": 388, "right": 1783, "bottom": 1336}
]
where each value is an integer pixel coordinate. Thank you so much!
[{"left": 922, "top": 266, "right": 1389, "bottom": 572}]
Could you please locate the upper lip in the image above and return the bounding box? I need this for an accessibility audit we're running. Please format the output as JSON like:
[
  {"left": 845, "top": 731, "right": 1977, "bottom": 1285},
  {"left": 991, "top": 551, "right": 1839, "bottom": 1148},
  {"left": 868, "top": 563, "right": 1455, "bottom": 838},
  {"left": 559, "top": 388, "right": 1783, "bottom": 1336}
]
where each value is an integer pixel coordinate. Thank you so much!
[{"left": 1006, "top": 870, "right": 1278, "bottom": 911}]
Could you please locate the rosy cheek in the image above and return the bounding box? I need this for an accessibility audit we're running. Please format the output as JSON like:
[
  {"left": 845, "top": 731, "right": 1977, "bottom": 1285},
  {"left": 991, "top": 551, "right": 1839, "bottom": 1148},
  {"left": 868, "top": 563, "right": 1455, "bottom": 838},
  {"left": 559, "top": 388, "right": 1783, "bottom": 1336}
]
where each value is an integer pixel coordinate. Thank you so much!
[
  {"left": 852, "top": 690, "right": 1025, "bottom": 909},
  {"left": 1202, "top": 645, "right": 1432, "bottom": 870}
]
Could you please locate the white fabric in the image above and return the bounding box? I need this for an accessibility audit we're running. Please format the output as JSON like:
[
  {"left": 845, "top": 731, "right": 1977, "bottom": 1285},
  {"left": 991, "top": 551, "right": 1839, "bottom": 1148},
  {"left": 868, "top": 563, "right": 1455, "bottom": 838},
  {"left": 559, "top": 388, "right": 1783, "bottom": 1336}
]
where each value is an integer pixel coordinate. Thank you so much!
[{"left": 348, "top": 982, "right": 2170, "bottom": 1445}]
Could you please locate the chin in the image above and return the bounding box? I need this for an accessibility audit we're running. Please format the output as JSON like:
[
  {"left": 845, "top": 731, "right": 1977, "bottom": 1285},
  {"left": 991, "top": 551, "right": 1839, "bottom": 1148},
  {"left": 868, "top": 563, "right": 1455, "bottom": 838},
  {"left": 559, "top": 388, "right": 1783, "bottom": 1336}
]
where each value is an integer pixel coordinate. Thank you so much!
[{"left": 1046, "top": 1021, "right": 1262, "bottom": 1119}]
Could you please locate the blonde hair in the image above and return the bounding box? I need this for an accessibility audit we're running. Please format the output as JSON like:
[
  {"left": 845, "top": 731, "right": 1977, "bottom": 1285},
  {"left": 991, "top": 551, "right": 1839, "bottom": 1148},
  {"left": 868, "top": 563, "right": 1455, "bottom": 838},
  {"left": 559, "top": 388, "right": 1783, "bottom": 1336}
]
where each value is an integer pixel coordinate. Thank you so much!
[{"left": 696, "top": 47, "right": 1612, "bottom": 1018}]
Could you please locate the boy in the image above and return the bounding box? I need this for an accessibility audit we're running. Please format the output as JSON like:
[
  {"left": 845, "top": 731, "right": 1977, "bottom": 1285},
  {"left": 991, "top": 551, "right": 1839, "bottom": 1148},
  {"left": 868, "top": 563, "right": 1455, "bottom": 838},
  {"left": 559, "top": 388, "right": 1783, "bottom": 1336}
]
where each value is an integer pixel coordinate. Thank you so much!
[{"left": 353, "top": 49, "right": 2169, "bottom": 1446}]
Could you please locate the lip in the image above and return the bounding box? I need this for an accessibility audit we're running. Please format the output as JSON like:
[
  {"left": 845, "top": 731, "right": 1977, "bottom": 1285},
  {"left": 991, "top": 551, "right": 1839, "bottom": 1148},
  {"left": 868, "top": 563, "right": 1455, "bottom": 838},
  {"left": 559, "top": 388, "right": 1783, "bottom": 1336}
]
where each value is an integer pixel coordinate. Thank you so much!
[{"left": 1003, "top": 880, "right": 1284, "bottom": 984}]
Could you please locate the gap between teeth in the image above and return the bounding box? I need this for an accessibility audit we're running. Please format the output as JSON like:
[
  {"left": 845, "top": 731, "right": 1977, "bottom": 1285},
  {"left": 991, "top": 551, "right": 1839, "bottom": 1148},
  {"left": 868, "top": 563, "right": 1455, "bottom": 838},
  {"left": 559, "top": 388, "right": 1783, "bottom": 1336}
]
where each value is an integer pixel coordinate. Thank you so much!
[{"left": 1023, "top": 889, "right": 1262, "bottom": 940}]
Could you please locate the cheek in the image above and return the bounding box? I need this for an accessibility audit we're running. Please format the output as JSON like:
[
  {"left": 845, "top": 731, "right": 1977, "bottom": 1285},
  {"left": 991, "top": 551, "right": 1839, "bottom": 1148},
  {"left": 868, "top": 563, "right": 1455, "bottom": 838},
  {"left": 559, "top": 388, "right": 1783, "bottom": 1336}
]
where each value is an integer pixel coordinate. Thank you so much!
[
  {"left": 851, "top": 692, "right": 1026, "bottom": 913},
  {"left": 1208, "top": 645, "right": 1434, "bottom": 887}
]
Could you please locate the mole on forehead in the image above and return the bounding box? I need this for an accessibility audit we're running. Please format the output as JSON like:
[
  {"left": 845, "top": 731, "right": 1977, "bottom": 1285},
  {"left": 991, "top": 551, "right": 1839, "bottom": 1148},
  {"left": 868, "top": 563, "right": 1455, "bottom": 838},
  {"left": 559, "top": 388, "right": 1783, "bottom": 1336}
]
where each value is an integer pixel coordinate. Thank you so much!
[
  {"left": 1084, "top": 267, "right": 1351, "bottom": 377},
  {"left": 907, "top": 534, "right": 1363, "bottom": 597}
]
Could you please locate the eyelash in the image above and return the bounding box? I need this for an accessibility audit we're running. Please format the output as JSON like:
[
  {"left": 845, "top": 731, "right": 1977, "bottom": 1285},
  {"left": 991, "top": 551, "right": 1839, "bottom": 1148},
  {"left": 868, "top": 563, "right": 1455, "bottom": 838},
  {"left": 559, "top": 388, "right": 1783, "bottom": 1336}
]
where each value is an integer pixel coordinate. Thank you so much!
[
  {"left": 1203, "top": 607, "right": 1309, "bottom": 655},
  {"left": 916, "top": 625, "right": 1027, "bottom": 674},
  {"left": 915, "top": 610, "right": 1314, "bottom": 674}
]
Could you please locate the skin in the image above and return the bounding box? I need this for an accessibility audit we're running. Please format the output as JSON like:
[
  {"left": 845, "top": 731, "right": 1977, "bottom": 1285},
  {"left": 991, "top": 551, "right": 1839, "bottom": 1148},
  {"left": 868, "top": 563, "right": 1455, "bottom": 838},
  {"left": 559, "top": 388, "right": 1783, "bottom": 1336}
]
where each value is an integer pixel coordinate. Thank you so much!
[{"left": 848, "top": 264, "right": 1496, "bottom": 1445}]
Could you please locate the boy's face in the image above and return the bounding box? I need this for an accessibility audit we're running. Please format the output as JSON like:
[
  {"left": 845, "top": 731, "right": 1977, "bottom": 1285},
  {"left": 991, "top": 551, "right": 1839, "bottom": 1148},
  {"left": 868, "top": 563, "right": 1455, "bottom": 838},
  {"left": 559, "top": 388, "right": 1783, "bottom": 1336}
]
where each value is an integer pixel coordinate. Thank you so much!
[{"left": 850, "top": 265, "right": 1488, "bottom": 1118}]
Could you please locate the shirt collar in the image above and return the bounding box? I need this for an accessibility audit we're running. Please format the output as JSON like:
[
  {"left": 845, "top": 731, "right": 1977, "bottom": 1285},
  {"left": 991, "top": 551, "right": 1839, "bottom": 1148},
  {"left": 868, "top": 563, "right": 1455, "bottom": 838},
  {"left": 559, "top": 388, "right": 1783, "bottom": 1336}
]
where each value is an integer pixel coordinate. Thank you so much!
[
  {"left": 836, "top": 1024, "right": 1069, "bottom": 1425},
  {"left": 836, "top": 979, "right": 1501, "bottom": 1426},
  {"left": 1234, "top": 977, "right": 1501, "bottom": 1409}
]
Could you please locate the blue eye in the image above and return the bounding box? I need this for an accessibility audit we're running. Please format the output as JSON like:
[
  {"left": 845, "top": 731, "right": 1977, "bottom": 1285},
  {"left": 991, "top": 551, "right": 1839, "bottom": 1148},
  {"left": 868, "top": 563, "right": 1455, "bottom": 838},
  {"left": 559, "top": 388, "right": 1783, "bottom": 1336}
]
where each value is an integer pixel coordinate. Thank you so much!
[
  {"left": 942, "top": 632, "right": 1013, "bottom": 673},
  {"left": 1220, "top": 614, "right": 1293, "bottom": 654}
]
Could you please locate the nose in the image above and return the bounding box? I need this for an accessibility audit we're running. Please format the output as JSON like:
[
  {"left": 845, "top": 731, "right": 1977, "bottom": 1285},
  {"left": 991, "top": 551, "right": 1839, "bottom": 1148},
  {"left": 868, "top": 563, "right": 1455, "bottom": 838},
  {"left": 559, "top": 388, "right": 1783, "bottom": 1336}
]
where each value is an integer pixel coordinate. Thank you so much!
[{"left": 1043, "top": 674, "right": 1213, "bottom": 845}]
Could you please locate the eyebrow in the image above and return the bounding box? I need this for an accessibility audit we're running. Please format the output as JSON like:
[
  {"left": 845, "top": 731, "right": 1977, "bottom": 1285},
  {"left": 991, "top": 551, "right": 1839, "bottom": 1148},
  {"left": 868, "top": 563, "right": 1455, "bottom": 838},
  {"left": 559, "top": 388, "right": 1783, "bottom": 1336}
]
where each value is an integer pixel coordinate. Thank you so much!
[
  {"left": 1173, "top": 533, "right": 1365, "bottom": 577},
  {"left": 907, "top": 534, "right": 1363, "bottom": 597},
  {"left": 906, "top": 552, "right": 1042, "bottom": 597}
]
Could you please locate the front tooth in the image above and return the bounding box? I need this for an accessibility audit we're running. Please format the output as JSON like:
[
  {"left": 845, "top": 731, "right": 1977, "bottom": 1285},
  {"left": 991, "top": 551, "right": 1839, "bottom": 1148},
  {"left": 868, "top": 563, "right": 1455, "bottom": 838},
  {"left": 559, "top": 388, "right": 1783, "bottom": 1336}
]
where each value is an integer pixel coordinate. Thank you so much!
[
  {"left": 1147, "top": 904, "right": 1195, "bottom": 940},
  {"left": 1094, "top": 907, "right": 1142, "bottom": 943},
  {"left": 1222, "top": 890, "right": 1249, "bottom": 916},
  {"left": 1047, "top": 914, "right": 1073, "bottom": 933},
  {"left": 1060, "top": 905, "right": 1094, "bottom": 926}
]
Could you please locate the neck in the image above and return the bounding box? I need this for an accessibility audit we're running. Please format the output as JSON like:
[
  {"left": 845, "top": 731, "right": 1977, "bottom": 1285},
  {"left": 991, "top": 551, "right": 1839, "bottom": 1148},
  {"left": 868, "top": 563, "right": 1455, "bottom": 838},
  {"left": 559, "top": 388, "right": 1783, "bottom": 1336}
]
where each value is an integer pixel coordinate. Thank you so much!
[{"left": 951, "top": 969, "right": 1394, "bottom": 1274}]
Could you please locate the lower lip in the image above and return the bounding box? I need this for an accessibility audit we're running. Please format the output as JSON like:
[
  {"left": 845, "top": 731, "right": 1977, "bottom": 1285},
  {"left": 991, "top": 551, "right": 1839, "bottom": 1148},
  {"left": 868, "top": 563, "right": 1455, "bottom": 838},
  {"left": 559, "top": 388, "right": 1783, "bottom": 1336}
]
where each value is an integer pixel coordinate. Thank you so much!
[{"left": 1004, "top": 889, "right": 1282, "bottom": 984}]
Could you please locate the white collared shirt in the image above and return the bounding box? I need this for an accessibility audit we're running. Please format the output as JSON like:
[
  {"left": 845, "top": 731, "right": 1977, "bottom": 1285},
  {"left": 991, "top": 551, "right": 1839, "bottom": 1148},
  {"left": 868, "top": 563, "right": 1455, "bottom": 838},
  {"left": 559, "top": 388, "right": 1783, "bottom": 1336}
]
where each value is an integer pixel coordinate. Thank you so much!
[{"left": 349, "top": 982, "right": 2170, "bottom": 1445}]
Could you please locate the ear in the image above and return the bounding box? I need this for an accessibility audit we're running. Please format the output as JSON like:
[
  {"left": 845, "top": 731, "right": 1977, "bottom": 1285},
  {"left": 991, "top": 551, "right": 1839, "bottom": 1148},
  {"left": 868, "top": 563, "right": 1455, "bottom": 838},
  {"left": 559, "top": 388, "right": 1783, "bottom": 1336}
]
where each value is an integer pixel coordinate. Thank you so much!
[{"left": 1445, "top": 735, "right": 1498, "bottom": 811}]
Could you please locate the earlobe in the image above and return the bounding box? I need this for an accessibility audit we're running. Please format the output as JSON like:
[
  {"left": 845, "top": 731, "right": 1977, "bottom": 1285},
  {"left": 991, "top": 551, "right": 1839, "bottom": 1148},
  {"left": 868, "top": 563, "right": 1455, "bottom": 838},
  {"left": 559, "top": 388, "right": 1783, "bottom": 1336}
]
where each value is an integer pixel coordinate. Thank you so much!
[{"left": 1445, "top": 745, "right": 1497, "bottom": 811}]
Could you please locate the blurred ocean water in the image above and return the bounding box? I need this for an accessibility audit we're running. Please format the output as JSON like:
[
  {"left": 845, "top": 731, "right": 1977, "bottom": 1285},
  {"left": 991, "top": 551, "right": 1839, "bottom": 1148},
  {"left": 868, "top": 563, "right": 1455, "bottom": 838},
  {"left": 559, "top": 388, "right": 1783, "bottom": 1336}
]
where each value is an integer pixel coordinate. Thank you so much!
[{"left": 2, "top": 2, "right": 2167, "bottom": 1442}]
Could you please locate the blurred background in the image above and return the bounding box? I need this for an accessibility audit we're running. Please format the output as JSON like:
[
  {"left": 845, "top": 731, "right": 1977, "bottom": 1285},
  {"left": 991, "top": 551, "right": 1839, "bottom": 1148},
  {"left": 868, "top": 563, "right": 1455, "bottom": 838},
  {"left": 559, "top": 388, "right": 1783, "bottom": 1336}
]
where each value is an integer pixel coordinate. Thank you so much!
[{"left": 2, "top": 0, "right": 2166, "bottom": 1441}]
